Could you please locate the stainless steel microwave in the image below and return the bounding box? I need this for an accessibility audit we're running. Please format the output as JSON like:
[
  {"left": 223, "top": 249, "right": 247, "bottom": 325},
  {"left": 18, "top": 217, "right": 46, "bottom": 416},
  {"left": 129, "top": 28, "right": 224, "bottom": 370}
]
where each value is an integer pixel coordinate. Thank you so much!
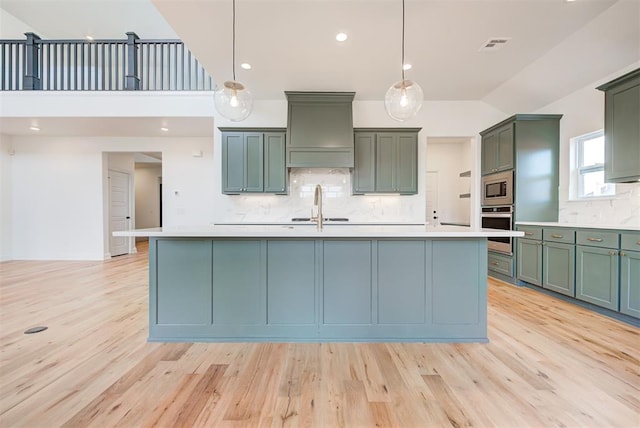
[{"left": 482, "top": 170, "right": 513, "bottom": 206}]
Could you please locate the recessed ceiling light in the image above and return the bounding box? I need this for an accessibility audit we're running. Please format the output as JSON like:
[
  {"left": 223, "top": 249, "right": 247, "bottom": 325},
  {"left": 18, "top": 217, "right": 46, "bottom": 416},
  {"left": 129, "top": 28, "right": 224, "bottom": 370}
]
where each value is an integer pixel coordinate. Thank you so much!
[
  {"left": 29, "top": 125, "right": 40, "bottom": 131},
  {"left": 336, "top": 32, "right": 348, "bottom": 42},
  {"left": 402, "top": 63, "right": 412, "bottom": 71},
  {"left": 240, "top": 63, "right": 252, "bottom": 70},
  {"left": 160, "top": 127, "right": 169, "bottom": 132}
]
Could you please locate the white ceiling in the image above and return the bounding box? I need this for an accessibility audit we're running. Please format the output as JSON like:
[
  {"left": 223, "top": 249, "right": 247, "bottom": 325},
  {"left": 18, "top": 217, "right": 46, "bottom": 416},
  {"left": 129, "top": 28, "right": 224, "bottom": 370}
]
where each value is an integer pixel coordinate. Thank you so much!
[{"left": 1, "top": 0, "right": 639, "bottom": 133}]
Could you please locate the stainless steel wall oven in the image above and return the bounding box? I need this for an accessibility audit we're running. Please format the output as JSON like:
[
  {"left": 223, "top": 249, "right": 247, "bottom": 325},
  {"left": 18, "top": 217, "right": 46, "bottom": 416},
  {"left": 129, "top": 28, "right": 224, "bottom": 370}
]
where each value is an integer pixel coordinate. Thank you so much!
[{"left": 481, "top": 205, "right": 514, "bottom": 254}]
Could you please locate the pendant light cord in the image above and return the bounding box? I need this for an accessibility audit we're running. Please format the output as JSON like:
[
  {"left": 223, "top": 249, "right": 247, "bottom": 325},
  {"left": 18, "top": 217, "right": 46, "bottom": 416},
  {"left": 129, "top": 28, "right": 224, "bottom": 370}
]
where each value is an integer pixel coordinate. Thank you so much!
[
  {"left": 232, "top": 0, "right": 236, "bottom": 81},
  {"left": 401, "top": 0, "right": 405, "bottom": 82}
]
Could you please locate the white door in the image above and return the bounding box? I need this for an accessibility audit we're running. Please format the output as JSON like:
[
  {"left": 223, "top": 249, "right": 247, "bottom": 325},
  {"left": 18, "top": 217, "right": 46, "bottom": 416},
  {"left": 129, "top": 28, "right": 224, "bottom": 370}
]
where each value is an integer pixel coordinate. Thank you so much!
[
  {"left": 426, "top": 171, "right": 439, "bottom": 226},
  {"left": 109, "top": 170, "right": 131, "bottom": 257}
]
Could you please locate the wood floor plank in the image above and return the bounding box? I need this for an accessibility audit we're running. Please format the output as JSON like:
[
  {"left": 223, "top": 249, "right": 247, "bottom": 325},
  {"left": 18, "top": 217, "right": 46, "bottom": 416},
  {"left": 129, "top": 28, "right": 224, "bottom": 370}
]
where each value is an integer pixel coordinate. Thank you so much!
[{"left": 1, "top": 242, "right": 639, "bottom": 427}]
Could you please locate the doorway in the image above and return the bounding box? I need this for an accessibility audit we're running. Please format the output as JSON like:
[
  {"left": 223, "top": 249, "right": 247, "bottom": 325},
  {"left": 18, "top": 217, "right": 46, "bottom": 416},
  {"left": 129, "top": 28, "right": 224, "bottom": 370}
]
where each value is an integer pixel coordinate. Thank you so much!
[
  {"left": 109, "top": 170, "right": 131, "bottom": 257},
  {"left": 426, "top": 137, "right": 474, "bottom": 227},
  {"left": 425, "top": 171, "right": 439, "bottom": 226}
]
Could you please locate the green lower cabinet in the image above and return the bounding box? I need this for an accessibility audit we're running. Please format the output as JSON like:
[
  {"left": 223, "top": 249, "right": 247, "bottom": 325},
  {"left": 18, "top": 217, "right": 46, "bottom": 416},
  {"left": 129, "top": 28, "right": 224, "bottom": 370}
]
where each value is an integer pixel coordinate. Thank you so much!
[
  {"left": 155, "top": 239, "right": 212, "bottom": 325},
  {"left": 322, "top": 241, "right": 372, "bottom": 324},
  {"left": 488, "top": 251, "right": 513, "bottom": 278},
  {"left": 266, "top": 241, "right": 316, "bottom": 324},
  {"left": 542, "top": 242, "right": 575, "bottom": 297},
  {"left": 620, "top": 250, "right": 640, "bottom": 318},
  {"left": 576, "top": 245, "right": 619, "bottom": 310},
  {"left": 212, "top": 240, "right": 264, "bottom": 324},
  {"left": 517, "top": 238, "right": 542, "bottom": 286}
]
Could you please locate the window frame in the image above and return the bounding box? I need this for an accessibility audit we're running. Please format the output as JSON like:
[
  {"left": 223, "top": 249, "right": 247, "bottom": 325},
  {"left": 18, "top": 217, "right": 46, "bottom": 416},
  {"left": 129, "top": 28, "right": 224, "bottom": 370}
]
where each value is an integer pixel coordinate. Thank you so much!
[{"left": 573, "top": 129, "right": 615, "bottom": 200}]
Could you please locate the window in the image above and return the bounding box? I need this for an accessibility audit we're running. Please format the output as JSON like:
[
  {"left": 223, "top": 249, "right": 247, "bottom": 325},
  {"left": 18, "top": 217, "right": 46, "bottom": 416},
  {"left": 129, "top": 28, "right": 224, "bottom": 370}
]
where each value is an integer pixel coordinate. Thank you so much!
[{"left": 574, "top": 130, "right": 615, "bottom": 198}]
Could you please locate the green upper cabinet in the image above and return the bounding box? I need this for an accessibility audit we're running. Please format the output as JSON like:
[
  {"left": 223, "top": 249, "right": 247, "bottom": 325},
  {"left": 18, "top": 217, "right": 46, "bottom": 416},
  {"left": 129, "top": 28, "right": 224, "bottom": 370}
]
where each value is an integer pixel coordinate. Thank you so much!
[
  {"left": 481, "top": 115, "right": 562, "bottom": 222},
  {"left": 220, "top": 128, "right": 287, "bottom": 195},
  {"left": 481, "top": 123, "right": 514, "bottom": 175},
  {"left": 353, "top": 132, "right": 376, "bottom": 193},
  {"left": 597, "top": 68, "right": 640, "bottom": 183},
  {"left": 353, "top": 128, "right": 420, "bottom": 195},
  {"left": 263, "top": 132, "right": 287, "bottom": 193}
]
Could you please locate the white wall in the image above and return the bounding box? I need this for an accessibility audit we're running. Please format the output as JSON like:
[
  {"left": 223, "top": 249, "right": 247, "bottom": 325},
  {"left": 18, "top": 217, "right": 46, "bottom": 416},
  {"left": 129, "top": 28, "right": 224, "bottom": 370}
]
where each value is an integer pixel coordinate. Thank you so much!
[
  {"left": 534, "top": 62, "right": 640, "bottom": 228},
  {"left": 135, "top": 165, "right": 162, "bottom": 229},
  {"left": 0, "top": 135, "right": 13, "bottom": 261},
  {"left": 7, "top": 136, "right": 213, "bottom": 260}
]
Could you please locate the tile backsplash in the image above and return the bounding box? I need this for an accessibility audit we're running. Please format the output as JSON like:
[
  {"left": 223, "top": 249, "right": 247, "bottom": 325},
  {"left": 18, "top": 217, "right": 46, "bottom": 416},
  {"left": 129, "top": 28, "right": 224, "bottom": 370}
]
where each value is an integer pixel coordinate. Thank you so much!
[
  {"left": 558, "top": 182, "right": 640, "bottom": 227},
  {"left": 214, "top": 168, "right": 424, "bottom": 224}
]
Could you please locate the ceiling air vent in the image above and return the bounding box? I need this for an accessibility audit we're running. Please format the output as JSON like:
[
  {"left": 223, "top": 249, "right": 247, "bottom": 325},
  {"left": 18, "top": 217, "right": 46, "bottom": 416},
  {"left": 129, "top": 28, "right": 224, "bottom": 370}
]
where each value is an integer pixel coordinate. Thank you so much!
[{"left": 478, "top": 37, "right": 511, "bottom": 52}]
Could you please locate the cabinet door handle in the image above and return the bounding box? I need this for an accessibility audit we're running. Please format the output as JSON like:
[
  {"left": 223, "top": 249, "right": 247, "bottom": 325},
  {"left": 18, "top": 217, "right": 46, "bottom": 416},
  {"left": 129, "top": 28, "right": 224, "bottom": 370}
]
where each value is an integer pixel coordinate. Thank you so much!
[
  {"left": 587, "top": 237, "right": 603, "bottom": 242},
  {"left": 551, "top": 234, "right": 563, "bottom": 238},
  {"left": 609, "top": 251, "right": 617, "bottom": 256},
  {"left": 620, "top": 251, "right": 626, "bottom": 257},
  {"left": 524, "top": 232, "right": 533, "bottom": 236}
]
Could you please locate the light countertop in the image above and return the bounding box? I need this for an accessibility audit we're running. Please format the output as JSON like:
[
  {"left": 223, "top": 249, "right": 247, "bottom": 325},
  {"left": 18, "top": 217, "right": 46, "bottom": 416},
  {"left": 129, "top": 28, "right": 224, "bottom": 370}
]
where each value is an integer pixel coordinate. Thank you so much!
[
  {"left": 114, "top": 225, "right": 524, "bottom": 239},
  {"left": 516, "top": 221, "right": 640, "bottom": 232}
]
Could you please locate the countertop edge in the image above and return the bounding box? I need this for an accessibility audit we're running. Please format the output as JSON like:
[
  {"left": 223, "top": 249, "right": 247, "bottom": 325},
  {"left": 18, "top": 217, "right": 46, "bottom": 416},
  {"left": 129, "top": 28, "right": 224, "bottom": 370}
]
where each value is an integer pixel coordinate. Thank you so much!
[{"left": 516, "top": 222, "right": 640, "bottom": 232}]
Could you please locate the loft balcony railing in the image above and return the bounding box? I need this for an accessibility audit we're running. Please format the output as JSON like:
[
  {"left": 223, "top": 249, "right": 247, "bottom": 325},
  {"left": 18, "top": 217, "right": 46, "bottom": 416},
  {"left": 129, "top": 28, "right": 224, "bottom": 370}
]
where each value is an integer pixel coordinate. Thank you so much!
[{"left": 0, "top": 32, "right": 214, "bottom": 91}]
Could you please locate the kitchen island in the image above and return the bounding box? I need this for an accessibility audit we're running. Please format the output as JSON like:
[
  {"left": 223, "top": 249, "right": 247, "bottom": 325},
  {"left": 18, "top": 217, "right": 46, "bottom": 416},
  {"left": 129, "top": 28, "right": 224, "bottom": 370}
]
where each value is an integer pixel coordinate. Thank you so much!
[{"left": 116, "top": 225, "right": 522, "bottom": 343}]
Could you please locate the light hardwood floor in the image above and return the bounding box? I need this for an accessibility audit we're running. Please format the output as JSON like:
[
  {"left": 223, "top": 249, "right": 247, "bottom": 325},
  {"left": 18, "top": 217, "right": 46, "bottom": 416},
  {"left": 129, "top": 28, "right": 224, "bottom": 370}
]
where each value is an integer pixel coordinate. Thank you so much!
[{"left": 1, "top": 242, "right": 638, "bottom": 427}]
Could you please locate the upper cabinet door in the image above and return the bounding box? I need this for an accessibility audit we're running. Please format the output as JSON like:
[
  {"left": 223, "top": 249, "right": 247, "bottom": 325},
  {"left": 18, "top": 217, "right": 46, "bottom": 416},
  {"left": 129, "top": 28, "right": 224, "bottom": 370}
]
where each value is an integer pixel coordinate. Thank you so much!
[
  {"left": 481, "top": 132, "right": 499, "bottom": 175},
  {"left": 353, "top": 132, "right": 376, "bottom": 194},
  {"left": 396, "top": 133, "right": 418, "bottom": 194},
  {"left": 222, "top": 132, "right": 246, "bottom": 193},
  {"left": 482, "top": 123, "right": 513, "bottom": 175},
  {"left": 244, "top": 133, "right": 264, "bottom": 192},
  {"left": 601, "top": 71, "right": 640, "bottom": 183},
  {"left": 264, "top": 132, "right": 287, "bottom": 194},
  {"left": 496, "top": 123, "right": 514, "bottom": 171},
  {"left": 375, "top": 133, "right": 397, "bottom": 192}
]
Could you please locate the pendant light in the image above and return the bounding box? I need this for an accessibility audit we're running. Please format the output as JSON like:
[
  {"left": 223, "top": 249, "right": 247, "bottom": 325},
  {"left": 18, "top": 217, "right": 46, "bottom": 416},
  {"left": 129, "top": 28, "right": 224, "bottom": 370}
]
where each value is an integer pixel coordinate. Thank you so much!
[
  {"left": 384, "top": 0, "right": 423, "bottom": 122},
  {"left": 214, "top": 0, "right": 253, "bottom": 122}
]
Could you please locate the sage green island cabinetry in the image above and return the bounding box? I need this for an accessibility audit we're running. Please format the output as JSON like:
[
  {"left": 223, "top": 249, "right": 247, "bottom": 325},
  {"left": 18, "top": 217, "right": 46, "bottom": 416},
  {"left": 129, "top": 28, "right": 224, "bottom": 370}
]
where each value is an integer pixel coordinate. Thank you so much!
[
  {"left": 353, "top": 128, "right": 420, "bottom": 195},
  {"left": 285, "top": 91, "right": 355, "bottom": 168},
  {"left": 597, "top": 68, "right": 640, "bottom": 183},
  {"left": 116, "top": 226, "right": 524, "bottom": 342},
  {"left": 575, "top": 230, "right": 620, "bottom": 311},
  {"left": 220, "top": 128, "right": 287, "bottom": 194},
  {"left": 620, "top": 232, "right": 640, "bottom": 318}
]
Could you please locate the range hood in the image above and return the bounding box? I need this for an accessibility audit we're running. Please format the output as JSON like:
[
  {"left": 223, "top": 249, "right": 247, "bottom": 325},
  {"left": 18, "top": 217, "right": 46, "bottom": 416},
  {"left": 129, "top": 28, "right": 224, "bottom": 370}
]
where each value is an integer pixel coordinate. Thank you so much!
[{"left": 285, "top": 91, "right": 355, "bottom": 168}]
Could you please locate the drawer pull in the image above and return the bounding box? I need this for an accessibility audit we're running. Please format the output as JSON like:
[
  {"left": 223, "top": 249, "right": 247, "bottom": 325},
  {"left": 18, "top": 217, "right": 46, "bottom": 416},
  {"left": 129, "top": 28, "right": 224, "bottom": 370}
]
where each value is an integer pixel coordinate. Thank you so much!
[
  {"left": 524, "top": 232, "right": 533, "bottom": 236},
  {"left": 491, "top": 261, "right": 499, "bottom": 266},
  {"left": 587, "top": 237, "right": 603, "bottom": 242},
  {"left": 609, "top": 251, "right": 617, "bottom": 256},
  {"left": 551, "top": 234, "right": 563, "bottom": 238},
  {"left": 637, "top": 241, "right": 640, "bottom": 246}
]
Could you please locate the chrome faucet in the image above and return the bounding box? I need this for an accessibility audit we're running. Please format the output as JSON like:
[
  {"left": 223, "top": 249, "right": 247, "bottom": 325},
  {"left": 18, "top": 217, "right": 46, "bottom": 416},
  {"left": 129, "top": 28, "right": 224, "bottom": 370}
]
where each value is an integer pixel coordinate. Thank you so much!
[{"left": 311, "top": 184, "right": 323, "bottom": 231}]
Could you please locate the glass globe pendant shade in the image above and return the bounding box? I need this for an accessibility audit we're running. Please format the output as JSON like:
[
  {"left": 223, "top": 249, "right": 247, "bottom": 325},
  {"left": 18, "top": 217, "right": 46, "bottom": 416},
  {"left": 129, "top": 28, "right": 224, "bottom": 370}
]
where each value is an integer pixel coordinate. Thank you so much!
[
  {"left": 384, "top": 79, "right": 424, "bottom": 122},
  {"left": 214, "top": 80, "right": 253, "bottom": 122}
]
